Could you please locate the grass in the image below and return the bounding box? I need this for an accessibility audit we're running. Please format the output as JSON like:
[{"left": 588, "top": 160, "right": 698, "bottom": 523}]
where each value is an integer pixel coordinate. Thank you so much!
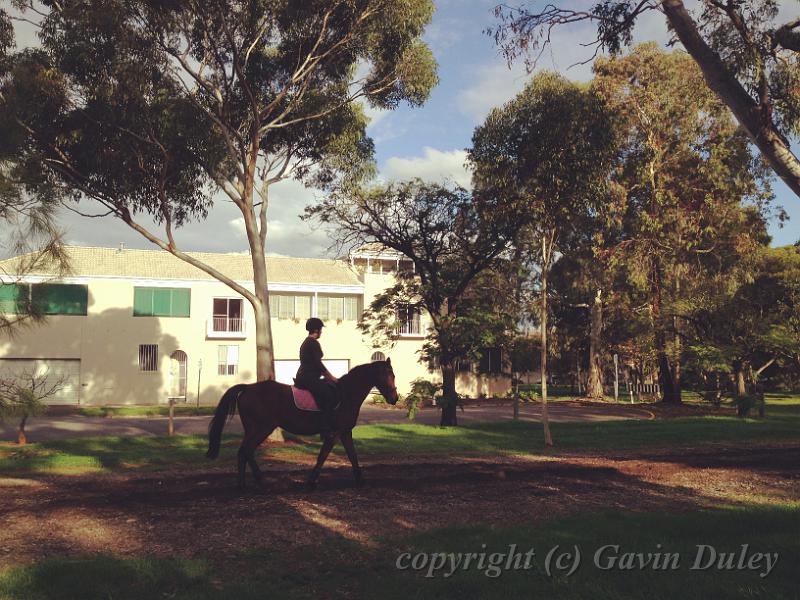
[
  {"left": 1, "top": 395, "right": 798, "bottom": 475},
  {"left": 77, "top": 405, "right": 217, "bottom": 418},
  {"left": 0, "top": 435, "right": 240, "bottom": 474},
  {"left": 1, "top": 503, "right": 797, "bottom": 599}
]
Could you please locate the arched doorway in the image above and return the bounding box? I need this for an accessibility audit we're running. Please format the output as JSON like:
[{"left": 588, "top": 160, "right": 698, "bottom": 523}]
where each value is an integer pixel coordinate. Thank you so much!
[
  {"left": 371, "top": 351, "right": 386, "bottom": 362},
  {"left": 169, "top": 350, "right": 188, "bottom": 400}
]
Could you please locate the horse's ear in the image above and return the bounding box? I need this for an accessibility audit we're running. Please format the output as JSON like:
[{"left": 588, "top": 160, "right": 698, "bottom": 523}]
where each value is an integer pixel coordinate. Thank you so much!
[{"left": 386, "top": 357, "right": 391, "bottom": 366}]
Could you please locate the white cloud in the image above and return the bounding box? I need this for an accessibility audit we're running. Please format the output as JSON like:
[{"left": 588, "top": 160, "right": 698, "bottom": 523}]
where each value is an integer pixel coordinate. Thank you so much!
[
  {"left": 56, "top": 177, "right": 338, "bottom": 258},
  {"left": 454, "top": 13, "right": 680, "bottom": 124},
  {"left": 382, "top": 147, "right": 471, "bottom": 188},
  {"left": 456, "top": 61, "right": 530, "bottom": 122}
]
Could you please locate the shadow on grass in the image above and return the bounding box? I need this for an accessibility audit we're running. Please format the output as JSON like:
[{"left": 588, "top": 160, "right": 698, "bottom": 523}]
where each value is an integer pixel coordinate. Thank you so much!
[{"left": 1, "top": 504, "right": 797, "bottom": 600}]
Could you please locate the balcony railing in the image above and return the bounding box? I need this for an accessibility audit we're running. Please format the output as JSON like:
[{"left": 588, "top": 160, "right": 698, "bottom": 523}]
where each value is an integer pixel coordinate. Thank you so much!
[
  {"left": 207, "top": 317, "right": 247, "bottom": 338},
  {"left": 398, "top": 318, "right": 422, "bottom": 336}
]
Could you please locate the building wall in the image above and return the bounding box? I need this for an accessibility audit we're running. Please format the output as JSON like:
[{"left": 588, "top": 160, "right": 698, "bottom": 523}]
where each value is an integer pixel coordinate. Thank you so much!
[{"left": 0, "top": 259, "right": 512, "bottom": 404}]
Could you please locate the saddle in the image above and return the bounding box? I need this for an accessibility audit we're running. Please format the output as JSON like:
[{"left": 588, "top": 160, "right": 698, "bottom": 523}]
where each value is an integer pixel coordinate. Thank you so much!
[{"left": 291, "top": 387, "right": 320, "bottom": 412}]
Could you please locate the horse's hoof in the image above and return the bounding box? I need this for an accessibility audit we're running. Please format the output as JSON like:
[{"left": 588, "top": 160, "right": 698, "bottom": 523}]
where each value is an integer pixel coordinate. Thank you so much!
[{"left": 305, "top": 480, "right": 318, "bottom": 492}]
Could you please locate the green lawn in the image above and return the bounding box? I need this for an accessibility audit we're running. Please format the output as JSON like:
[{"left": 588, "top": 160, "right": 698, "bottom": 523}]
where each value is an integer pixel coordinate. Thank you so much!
[
  {"left": 1, "top": 503, "right": 797, "bottom": 599},
  {"left": 1, "top": 396, "right": 798, "bottom": 475},
  {"left": 77, "top": 405, "right": 217, "bottom": 418}
]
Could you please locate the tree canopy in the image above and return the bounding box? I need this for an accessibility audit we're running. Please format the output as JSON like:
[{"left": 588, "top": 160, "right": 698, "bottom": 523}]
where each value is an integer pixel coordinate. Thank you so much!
[
  {"left": 489, "top": 0, "right": 800, "bottom": 200},
  {"left": 0, "top": 0, "right": 438, "bottom": 379},
  {"left": 308, "top": 179, "right": 523, "bottom": 425}
]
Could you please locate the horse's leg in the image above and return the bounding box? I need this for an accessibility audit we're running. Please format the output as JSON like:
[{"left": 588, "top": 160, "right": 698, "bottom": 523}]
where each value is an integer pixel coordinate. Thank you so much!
[
  {"left": 339, "top": 430, "right": 363, "bottom": 486},
  {"left": 245, "top": 425, "right": 276, "bottom": 489},
  {"left": 306, "top": 433, "right": 338, "bottom": 491},
  {"left": 237, "top": 442, "right": 249, "bottom": 490}
]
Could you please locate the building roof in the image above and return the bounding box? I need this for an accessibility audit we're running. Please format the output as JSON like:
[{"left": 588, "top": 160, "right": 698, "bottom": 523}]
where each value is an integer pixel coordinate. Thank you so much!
[
  {"left": 350, "top": 242, "right": 406, "bottom": 259},
  {"left": 0, "top": 246, "right": 362, "bottom": 287}
]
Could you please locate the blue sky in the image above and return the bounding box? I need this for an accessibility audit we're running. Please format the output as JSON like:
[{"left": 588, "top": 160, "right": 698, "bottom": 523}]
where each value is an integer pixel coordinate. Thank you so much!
[{"left": 40, "top": 1, "right": 800, "bottom": 254}]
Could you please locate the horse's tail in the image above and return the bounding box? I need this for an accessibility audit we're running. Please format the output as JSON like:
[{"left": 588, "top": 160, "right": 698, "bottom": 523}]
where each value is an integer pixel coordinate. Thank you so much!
[{"left": 207, "top": 384, "right": 247, "bottom": 459}]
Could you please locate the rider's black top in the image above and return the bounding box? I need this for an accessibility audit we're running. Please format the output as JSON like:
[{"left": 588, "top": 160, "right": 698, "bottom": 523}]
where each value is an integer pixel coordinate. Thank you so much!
[{"left": 295, "top": 336, "right": 324, "bottom": 386}]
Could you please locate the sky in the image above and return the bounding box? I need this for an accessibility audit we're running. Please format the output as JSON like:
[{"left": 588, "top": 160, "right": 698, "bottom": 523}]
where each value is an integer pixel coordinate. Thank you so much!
[{"left": 12, "top": 0, "right": 800, "bottom": 257}]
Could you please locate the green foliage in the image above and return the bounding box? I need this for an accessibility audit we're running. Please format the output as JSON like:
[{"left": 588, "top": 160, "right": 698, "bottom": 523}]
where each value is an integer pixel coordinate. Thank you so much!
[
  {"left": 491, "top": 1, "right": 800, "bottom": 195},
  {"left": 0, "top": 386, "right": 47, "bottom": 422},
  {"left": 470, "top": 71, "right": 620, "bottom": 246},
  {"left": 310, "top": 179, "right": 524, "bottom": 417},
  {"left": 403, "top": 378, "right": 441, "bottom": 420}
]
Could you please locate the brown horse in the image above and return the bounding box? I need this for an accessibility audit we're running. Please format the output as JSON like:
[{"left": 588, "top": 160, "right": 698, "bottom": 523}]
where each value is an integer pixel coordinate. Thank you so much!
[{"left": 206, "top": 359, "right": 399, "bottom": 490}]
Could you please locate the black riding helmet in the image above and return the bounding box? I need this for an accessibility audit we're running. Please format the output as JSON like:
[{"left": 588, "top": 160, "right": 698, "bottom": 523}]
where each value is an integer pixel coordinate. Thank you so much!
[{"left": 305, "top": 317, "right": 324, "bottom": 332}]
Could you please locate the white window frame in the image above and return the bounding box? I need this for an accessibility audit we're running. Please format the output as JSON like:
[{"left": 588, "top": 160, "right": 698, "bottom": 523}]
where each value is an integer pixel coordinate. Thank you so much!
[
  {"left": 139, "top": 344, "right": 158, "bottom": 372},
  {"left": 217, "top": 345, "right": 239, "bottom": 376}
]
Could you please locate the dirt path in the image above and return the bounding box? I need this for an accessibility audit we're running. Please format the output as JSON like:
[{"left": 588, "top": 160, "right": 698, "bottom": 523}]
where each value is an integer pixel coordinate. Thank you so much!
[{"left": 1, "top": 443, "right": 797, "bottom": 567}]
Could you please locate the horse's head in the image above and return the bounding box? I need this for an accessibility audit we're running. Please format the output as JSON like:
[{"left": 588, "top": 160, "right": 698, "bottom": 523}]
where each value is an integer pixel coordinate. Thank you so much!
[{"left": 375, "top": 358, "right": 399, "bottom": 405}]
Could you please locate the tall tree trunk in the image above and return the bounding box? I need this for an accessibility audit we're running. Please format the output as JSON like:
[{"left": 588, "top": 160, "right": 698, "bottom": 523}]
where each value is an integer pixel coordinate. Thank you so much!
[
  {"left": 586, "top": 289, "right": 604, "bottom": 399},
  {"left": 662, "top": 0, "right": 800, "bottom": 199},
  {"left": 17, "top": 416, "right": 27, "bottom": 445},
  {"left": 540, "top": 234, "right": 553, "bottom": 446},
  {"left": 734, "top": 362, "right": 747, "bottom": 397},
  {"left": 440, "top": 362, "right": 458, "bottom": 426},
  {"left": 651, "top": 260, "right": 681, "bottom": 404}
]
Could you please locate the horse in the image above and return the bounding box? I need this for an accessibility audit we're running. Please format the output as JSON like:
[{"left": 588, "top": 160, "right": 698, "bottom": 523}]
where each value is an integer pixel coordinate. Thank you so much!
[{"left": 206, "top": 359, "right": 399, "bottom": 490}]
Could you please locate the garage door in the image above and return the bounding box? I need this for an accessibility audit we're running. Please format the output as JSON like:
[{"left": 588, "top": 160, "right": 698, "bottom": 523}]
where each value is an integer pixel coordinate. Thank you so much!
[
  {"left": 0, "top": 359, "right": 81, "bottom": 405},
  {"left": 274, "top": 359, "right": 350, "bottom": 385}
]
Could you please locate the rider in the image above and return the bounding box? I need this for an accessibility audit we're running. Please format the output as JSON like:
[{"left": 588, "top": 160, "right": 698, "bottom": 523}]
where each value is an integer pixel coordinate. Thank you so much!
[{"left": 295, "top": 317, "right": 339, "bottom": 435}]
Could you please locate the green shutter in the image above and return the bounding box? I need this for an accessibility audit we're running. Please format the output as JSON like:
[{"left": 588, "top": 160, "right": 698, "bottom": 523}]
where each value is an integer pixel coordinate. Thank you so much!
[
  {"left": 152, "top": 288, "right": 171, "bottom": 315},
  {"left": 134, "top": 287, "right": 189, "bottom": 317},
  {"left": 133, "top": 288, "right": 154, "bottom": 316},
  {"left": 171, "top": 289, "right": 191, "bottom": 317},
  {"left": 31, "top": 284, "right": 88, "bottom": 315},
  {"left": 0, "top": 284, "right": 27, "bottom": 314}
]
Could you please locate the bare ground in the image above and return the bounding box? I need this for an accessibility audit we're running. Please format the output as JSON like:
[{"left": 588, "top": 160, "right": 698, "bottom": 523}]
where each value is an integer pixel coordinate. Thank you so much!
[{"left": 1, "top": 442, "right": 798, "bottom": 567}]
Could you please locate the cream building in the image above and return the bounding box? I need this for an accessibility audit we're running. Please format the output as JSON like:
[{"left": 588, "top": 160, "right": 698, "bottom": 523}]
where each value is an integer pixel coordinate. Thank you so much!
[{"left": 0, "top": 245, "right": 510, "bottom": 406}]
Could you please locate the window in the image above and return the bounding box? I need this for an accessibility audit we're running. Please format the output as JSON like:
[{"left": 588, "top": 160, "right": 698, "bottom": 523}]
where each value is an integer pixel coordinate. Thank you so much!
[
  {"left": 0, "top": 284, "right": 27, "bottom": 314},
  {"left": 0, "top": 283, "right": 87, "bottom": 315},
  {"left": 397, "top": 305, "right": 422, "bottom": 335},
  {"left": 139, "top": 344, "right": 158, "bottom": 372},
  {"left": 268, "top": 294, "right": 312, "bottom": 320},
  {"left": 134, "top": 287, "right": 191, "bottom": 317},
  {"left": 371, "top": 351, "right": 386, "bottom": 362},
  {"left": 317, "top": 295, "right": 359, "bottom": 322},
  {"left": 32, "top": 283, "right": 88, "bottom": 315},
  {"left": 213, "top": 298, "right": 243, "bottom": 332},
  {"left": 456, "top": 359, "right": 473, "bottom": 373},
  {"left": 479, "top": 348, "right": 503, "bottom": 375},
  {"left": 218, "top": 345, "right": 239, "bottom": 375}
]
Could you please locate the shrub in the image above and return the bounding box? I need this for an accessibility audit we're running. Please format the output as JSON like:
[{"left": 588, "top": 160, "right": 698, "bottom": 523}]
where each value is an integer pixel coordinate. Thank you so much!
[{"left": 404, "top": 378, "right": 442, "bottom": 420}]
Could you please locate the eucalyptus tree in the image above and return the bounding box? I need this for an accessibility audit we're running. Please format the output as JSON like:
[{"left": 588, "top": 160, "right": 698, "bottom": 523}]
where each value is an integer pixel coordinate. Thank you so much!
[
  {"left": 693, "top": 245, "right": 800, "bottom": 396},
  {"left": 0, "top": 7, "right": 69, "bottom": 331},
  {"left": 490, "top": 0, "right": 800, "bottom": 200},
  {"left": 593, "top": 44, "right": 773, "bottom": 403},
  {"left": 469, "top": 72, "right": 620, "bottom": 445},
  {"left": 0, "top": 0, "right": 437, "bottom": 379},
  {"left": 308, "top": 180, "right": 522, "bottom": 426}
]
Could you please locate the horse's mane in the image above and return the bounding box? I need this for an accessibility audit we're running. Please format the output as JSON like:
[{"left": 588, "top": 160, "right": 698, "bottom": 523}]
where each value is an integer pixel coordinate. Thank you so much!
[{"left": 338, "top": 361, "right": 379, "bottom": 388}]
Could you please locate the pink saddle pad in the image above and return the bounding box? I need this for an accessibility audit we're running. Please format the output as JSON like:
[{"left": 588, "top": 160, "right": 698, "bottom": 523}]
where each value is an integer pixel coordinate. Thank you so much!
[{"left": 292, "top": 387, "right": 320, "bottom": 412}]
